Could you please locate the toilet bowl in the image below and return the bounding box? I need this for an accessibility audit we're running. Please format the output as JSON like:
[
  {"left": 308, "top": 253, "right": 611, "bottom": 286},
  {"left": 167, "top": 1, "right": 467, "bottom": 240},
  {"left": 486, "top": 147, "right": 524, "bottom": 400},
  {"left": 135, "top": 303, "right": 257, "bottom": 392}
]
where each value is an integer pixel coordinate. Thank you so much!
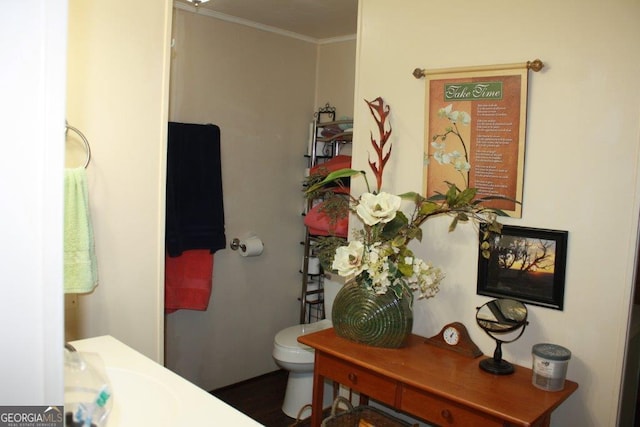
[{"left": 272, "top": 277, "right": 342, "bottom": 418}]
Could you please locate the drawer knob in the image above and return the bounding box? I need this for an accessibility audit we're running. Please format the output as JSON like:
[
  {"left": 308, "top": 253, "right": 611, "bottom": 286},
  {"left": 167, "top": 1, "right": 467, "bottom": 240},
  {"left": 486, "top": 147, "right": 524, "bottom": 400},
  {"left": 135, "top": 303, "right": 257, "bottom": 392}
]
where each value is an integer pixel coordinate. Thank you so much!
[
  {"left": 348, "top": 372, "right": 358, "bottom": 384},
  {"left": 441, "top": 409, "right": 452, "bottom": 421}
]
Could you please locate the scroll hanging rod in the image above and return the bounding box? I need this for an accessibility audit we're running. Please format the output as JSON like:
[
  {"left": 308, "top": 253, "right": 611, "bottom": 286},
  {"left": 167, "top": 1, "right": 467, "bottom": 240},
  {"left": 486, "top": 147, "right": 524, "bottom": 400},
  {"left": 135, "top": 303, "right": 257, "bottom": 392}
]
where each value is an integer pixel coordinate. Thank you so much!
[
  {"left": 412, "top": 59, "right": 544, "bottom": 79},
  {"left": 65, "top": 120, "right": 91, "bottom": 169}
]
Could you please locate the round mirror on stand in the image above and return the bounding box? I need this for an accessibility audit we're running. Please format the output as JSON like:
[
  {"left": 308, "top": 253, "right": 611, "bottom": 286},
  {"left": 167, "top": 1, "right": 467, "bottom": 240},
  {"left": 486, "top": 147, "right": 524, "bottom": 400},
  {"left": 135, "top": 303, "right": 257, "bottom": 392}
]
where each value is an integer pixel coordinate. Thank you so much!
[{"left": 476, "top": 298, "right": 528, "bottom": 375}]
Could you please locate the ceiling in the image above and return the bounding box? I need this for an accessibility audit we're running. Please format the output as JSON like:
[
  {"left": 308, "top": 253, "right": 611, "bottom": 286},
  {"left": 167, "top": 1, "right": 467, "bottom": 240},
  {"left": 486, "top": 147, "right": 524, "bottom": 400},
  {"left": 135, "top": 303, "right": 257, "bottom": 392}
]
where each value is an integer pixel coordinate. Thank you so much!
[{"left": 181, "top": 0, "right": 358, "bottom": 41}]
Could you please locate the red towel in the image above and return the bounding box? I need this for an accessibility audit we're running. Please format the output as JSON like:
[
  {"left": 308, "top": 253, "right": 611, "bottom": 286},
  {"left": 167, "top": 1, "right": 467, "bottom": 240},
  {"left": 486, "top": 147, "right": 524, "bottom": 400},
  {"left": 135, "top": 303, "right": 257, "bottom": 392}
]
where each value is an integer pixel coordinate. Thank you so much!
[
  {"left": 304, "top": 201, "right": 349, "bottom": 238},
  {"left": 165, "top": 250, "right": 213, "bottom": 314},
  {"left": 309, "top": 154, "right": 351, "bottom": 176}
]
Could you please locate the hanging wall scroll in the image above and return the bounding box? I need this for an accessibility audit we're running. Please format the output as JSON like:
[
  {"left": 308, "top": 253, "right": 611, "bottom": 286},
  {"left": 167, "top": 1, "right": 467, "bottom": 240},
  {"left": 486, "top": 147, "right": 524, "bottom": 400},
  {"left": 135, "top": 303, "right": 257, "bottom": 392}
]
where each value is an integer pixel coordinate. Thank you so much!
[{"left": 414, "top": 60, "right": 544, "bottom": 218}]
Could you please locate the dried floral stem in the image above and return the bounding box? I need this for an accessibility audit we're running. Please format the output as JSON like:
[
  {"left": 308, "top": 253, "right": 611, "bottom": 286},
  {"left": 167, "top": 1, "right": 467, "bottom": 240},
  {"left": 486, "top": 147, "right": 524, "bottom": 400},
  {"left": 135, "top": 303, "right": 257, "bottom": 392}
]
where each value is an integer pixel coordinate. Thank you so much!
[{"left": 365, "top": 97, "right": 392, "bottom": 192}]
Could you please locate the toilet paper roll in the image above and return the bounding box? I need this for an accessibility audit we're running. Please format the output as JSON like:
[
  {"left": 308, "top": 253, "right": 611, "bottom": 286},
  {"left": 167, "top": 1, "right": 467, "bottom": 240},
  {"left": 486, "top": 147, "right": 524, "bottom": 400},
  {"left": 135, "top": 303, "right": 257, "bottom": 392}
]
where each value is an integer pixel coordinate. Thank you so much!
[
  {"left": 307, "top": 122, "right": 314, "bottom": 156},
  {"left": 239, "top": 236, "right": 263, "bottom": 257},
  {"left": 308, "top": 257, "right": 321, "bottom": 275}
]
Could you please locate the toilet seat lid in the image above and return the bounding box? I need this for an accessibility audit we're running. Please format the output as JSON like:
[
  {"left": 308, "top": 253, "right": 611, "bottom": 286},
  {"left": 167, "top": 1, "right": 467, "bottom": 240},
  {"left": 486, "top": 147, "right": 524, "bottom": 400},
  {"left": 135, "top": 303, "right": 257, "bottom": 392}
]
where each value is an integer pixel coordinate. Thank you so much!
[{"left": 274, "top": 319, "right": 332, "bottom": 349}]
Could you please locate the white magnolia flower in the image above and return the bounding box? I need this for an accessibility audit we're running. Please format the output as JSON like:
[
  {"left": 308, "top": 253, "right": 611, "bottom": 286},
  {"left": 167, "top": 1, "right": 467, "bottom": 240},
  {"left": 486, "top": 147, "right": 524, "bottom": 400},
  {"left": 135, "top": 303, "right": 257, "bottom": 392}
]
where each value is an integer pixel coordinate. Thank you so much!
[
  {"left": 332, "top": 240, "right": 365, "bottom": 277},
  {"left": 356, "top": 192, "right": 402, "bottom": 226}
]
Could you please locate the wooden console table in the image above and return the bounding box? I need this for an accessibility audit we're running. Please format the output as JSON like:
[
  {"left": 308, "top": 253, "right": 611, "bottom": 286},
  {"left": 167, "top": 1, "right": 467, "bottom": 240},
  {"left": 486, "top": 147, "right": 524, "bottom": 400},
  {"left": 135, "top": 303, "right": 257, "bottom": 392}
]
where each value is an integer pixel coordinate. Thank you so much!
[{"left": 299, "top": 328, "right": 578, "bottom": 427}]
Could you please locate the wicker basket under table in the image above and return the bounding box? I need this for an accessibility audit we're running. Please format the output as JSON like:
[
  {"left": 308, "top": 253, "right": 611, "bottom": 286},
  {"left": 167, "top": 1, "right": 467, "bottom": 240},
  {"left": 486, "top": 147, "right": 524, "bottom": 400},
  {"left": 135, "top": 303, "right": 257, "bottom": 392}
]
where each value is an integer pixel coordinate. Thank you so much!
[{"left": 321, "top": 396, "right": 418, "bottom": 427}]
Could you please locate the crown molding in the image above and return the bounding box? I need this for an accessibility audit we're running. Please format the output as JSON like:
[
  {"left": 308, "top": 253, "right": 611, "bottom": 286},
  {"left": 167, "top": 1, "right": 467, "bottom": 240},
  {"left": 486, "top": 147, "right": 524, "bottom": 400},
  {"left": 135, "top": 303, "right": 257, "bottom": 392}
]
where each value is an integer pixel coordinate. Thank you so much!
[
  {"left": 173, "top": 2, "right": 355, "bottom": 45},
  {"left": 318, "top": 34, "right": 356, "bottom": 45}
]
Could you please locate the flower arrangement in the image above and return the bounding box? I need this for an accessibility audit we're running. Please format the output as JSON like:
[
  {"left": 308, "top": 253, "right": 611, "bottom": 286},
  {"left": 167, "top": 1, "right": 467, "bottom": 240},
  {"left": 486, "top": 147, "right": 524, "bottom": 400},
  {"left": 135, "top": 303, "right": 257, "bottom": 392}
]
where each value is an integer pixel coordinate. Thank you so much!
[{"left": 306, "top": 97, "right": 508, "bottom": 304}]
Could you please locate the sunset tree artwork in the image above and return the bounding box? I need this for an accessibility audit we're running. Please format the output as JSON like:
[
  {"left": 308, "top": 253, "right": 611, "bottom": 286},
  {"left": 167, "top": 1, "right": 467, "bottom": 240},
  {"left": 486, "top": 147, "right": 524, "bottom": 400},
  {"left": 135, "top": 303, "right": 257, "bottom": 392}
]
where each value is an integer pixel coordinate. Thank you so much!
[{"left": 488, "top": 235, "right": 558, "bottom": 301}]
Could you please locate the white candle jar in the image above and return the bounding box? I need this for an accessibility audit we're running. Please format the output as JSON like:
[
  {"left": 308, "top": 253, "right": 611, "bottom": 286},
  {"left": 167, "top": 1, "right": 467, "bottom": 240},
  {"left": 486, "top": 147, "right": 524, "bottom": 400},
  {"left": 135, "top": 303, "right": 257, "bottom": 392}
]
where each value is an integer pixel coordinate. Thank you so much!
[{"left": 532, "top": 343, "right": 571, "bottom": 391}]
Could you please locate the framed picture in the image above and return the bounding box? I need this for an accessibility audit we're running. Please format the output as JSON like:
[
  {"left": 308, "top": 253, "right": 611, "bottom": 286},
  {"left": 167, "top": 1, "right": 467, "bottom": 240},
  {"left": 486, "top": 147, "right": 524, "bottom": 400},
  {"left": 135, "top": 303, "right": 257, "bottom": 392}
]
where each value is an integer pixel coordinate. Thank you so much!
[{"left": 477, "top": 225, "right": 568, "bottom": 310}]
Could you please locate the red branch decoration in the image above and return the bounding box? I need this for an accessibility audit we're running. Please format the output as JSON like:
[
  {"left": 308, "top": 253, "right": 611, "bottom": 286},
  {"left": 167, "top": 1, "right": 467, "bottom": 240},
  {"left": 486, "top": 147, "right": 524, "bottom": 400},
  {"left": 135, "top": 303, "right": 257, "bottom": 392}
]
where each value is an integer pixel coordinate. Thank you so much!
[{"left": 365, "top": 97, "right": 392, "bottom": 192}]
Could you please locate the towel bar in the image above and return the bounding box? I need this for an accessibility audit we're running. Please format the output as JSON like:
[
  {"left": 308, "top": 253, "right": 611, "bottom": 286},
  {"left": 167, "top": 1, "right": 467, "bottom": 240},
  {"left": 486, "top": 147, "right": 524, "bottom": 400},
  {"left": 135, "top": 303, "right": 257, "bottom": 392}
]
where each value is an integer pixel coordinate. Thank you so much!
[{"left": 65, "top": 121, "right": 91, "bottom": 168}]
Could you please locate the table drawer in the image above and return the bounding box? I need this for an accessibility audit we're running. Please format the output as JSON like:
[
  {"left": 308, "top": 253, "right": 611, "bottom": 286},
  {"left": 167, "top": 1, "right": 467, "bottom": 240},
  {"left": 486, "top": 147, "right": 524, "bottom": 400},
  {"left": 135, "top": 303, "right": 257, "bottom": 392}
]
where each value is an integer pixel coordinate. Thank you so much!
[
  {"left": 400, "top": 385, "right": 505, "bottom": 427},
  {"left": 317, "top": 354, "right": 398, "bottom": 406}
]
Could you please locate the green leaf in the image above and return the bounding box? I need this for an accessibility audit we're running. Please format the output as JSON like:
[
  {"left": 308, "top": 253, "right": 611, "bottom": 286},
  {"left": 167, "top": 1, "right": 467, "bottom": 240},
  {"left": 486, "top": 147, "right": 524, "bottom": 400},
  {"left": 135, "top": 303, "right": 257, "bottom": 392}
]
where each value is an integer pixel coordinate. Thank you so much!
[
  {"left": 398, "top": 191, "right": 425, "bottom": 204},
  {"left": 426, "top": 193, "right": 446, "bottom": 202},
  {"left": 419, "top": 201, "right": 440, "bottom": 216},
  {"left": 305, "top": 168, "right": 363, "bottom": 194},
  {"left": 324, "top": 168, "right": 363, "bottom": 182},
  {"left": 456, "top": 187, "right": 477, "bottom": 205},
  {"left": 476, "top": 195, "right": 522, "bottom": 204},
  {"left": 397, "top": 261, "right": 413, "bottom": 277},
  {"left": 448, "top": 215, "right": 459, "bottom": 232},
  {"left": 398, "top": 265, "right": 413, "bottom": 277},
  {"left": 489, "top": 208, "right": 511, "bottom": 217},
  {"left": 381, "top": 211, "right": 408, "bottom": 240},
  {"left": 445, "top": 183, "right": 458, "bottom": 206},
  {"left": 391, "top": 235, "right": 408, "bottom": 248},
  {"left": 408, "top": 226, "right": 423, "bottom": 242}
]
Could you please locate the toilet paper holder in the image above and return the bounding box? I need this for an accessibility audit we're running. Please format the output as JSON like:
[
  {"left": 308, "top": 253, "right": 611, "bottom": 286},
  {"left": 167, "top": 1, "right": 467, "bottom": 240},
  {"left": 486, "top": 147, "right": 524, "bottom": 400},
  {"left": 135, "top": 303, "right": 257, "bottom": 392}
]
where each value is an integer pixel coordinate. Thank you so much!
[
  {"left": 230, "top": 238, "right": 246, "bottom": 251},
  {"left": 230, "top": 235, "right": 264, "bottom": 257}
]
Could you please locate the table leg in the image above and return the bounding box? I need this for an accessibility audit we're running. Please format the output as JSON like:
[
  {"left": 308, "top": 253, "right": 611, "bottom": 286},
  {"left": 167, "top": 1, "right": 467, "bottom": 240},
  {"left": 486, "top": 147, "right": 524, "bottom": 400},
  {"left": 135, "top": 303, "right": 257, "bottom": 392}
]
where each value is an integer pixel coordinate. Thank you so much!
[
  {"left": 310, "top": 370, "right": 324, "bottom": 427},
  {"left": 537, "top": 413, "right": 551, "bottom": 427},
  {"left": 358, "top": 393, "right": 369, "bottom": 406}
]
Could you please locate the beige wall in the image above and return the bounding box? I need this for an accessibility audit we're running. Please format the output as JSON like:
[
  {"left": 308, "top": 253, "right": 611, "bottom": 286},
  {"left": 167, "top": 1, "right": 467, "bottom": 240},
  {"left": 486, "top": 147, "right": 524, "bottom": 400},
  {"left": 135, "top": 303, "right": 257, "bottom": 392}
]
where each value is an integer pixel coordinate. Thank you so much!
[
  {"left": 165, "top": 9, "right": 323, "bottom": 388},
  {"left": 352, "top": 0, "right": 640, "bottom": 425},
  {"left": 316, "top": 39, "right": 357, "bottom": 119},
  {"left": 66, "top": 0, "right": 172, "bottom": 361}
]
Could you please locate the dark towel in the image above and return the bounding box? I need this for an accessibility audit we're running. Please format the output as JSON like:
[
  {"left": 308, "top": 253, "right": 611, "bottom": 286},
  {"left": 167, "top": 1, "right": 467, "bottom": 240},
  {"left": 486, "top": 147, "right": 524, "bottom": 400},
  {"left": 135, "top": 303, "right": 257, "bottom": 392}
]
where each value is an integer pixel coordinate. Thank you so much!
[{"left": 166, "top": 122, "right": 226, "bottom": 257}]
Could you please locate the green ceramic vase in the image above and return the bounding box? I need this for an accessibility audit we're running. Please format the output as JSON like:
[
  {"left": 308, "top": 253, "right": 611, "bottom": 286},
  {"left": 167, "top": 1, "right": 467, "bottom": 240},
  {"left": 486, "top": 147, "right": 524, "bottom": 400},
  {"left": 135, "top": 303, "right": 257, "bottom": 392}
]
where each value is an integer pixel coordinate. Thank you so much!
[{"left": 331, "top": 280, "right": 413, "bottom": 348}]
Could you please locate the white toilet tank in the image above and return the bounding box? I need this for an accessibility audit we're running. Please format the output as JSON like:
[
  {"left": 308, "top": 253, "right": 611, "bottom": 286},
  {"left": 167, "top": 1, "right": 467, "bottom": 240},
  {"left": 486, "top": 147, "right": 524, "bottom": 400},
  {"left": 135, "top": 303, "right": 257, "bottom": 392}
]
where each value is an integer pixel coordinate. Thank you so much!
[{"left": 323, "top": 274, "right": 344, "bottom": 321}]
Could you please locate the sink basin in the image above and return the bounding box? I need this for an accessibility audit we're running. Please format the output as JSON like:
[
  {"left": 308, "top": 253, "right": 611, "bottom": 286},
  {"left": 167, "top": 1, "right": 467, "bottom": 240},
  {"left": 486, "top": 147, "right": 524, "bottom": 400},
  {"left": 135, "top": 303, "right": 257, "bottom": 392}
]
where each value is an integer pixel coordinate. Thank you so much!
[
  {"left": 106, "top": 367, "right": 181, "bottom": 425},
  {"left": 70, "top": 336, "right": 261, "bottom": 426}
]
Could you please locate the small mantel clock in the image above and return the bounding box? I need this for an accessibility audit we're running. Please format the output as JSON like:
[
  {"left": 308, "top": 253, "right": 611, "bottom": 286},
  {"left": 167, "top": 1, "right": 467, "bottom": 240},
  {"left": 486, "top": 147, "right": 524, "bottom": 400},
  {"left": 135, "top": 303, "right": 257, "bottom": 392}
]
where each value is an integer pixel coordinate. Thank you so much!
[{"left": 425, "top": 322, "right": 483, "bottom": 358}]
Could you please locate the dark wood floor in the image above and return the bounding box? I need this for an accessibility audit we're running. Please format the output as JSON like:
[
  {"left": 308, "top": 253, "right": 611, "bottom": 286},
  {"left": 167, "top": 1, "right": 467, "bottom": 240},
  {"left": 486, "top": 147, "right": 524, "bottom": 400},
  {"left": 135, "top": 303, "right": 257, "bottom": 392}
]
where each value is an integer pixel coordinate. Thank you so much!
[{"left": 210, "top": 369, "right": 300, "bottom": 427}]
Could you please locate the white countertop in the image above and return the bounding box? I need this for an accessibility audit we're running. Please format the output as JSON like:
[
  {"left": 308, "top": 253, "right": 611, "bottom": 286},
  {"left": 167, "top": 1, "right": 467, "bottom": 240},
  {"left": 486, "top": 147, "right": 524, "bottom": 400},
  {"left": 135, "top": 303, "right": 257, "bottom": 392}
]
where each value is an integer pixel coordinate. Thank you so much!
[{"left": 70, "top": 335, "right": 262, "bottom": 426}]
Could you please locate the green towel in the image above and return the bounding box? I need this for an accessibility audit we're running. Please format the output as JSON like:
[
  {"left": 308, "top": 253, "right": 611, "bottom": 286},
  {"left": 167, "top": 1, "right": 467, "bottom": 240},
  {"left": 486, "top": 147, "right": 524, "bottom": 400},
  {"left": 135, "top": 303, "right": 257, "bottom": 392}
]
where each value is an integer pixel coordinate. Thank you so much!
[{"left": 64, "top": 167, "right": 98, "bottom": 293}]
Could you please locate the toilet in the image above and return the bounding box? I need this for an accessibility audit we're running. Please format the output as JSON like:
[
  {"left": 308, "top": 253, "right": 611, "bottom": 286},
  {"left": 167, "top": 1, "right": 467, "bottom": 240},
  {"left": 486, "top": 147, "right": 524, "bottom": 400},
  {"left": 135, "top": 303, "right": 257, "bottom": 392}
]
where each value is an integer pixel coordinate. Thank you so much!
[{"left": 272, "top": 277, "right": 342, "bottom": 418}]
